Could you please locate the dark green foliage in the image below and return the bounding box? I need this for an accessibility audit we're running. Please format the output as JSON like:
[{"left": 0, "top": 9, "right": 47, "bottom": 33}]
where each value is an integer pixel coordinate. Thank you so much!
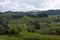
[
  {"left": 37, "top": 13, "right": 48, "bottom": 18},
  {"left": 8, "top": 24, "right": 22, "bottom": 37},
  {"left": 34, "top": 21, "right": 40, "bottom": 29},
  {"left": 23, "top": 37, "right": 40, "bottom": 40},
  {"left": 0, "top": 19, "right": 3, "bottom": 25},
  {"left": 27, "top": 21, "right": 40, "bottom": 30},
  {"left": 27, "top": 21, "right": 35, "bottom": 32},
  {"left": 54, "top": 19, "right": 60, "bottom": 22},
  {"left": 50, "top": 29, "right": 56, "bottom": 35},
  {"left": 0, "top": 16, "right": 10, "bottom": 34},
  {"left": 27, "top": 21, "right": 34, "bottom": 25},
  {"left": 54, "top": 16, "right": 60, "bottom": 22},
  {"left": 0, "top": 25, "right": 4, "bottom": 35},
  {"left": 27, "top": 28, "right": 35, "bottom": 32},
  {"left": 11, "top": 15, "right": 23, "bottom": 19},
  {"left": 27, "top": 14, "right": 37, "bottom": 18},
  {"left": 55, "top": 28, "right": 60, "bottom": 35},
  {"left": 0, "top": 24, "right": 9, "bottom": 35},
  {"left": 27, "top": 21, "right": 40, "bottom": 32},
  {"left": 27, "top": 13, "right": 48, "bottom": 18},
  {"left": 0, "top": 11, "right": 60, "bottom": 40},
  {"left": 50, "top": 28, "right": 60, "bottom": 35},
  {"left": 46, "top": 10, "right": 60, "bottom": 15}
]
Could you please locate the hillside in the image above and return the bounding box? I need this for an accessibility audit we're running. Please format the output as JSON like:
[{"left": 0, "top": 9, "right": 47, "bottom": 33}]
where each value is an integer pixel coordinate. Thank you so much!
[{"left": 0, "top": 11, "right": 60, "bottom": 40}]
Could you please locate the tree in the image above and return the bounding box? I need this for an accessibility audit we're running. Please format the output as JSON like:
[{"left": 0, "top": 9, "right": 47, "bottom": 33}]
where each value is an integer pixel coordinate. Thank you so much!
[
  {"left": 37, "top": 12, "right": 48, "bottom": 18},
  {"left": 9, "top": 23, "right": 22, "bottom": 37},
  {"left": 27, "top": 21, "right": 35, "bottom": 32},
  {"left": 34, "top": 21, "right": 40, "bottom": 29},
  {"left": 55, "top": 28, "right": 60, "bottom": 35}
]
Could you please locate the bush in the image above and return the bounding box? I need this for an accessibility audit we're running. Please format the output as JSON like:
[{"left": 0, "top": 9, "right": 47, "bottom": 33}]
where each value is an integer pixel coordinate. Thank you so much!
[
  {"left": 50, "top": 28, "right": 60, "bottom": 35},
  {"left": 27, "top": 27, "right": 35, "bottom": 32},
  {"left": 34, "top": 21, "right": 40, "bottom": 29},
  {"left": 55, "top": 28, "right": 60, "bottom": 35}
]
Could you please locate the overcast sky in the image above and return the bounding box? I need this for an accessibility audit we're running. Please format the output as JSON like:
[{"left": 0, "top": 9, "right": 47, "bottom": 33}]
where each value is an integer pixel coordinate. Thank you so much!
[{"left": 0, "top": 0, "right": 60, "bottom": 12}]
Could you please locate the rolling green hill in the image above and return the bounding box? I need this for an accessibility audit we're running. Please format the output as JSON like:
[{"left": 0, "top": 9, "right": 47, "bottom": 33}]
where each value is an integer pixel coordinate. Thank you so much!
[{"left": 0, "top": 12, "right": 60, "bottom": 40}]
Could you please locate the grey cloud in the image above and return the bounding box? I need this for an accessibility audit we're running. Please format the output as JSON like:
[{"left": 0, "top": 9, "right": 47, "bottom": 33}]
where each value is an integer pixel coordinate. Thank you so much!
[{"left": 0, "top": 0, "right": 60, "bottom": 12}]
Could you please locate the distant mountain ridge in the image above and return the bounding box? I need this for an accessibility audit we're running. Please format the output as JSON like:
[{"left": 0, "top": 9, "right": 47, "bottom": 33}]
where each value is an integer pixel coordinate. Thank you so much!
[
  {"left": 46, "top": 10, "right": 60, "bottom": 15},
  {"left": 0, "top": 10, "right": 60, "bottom": 15},
  {"left": 28, "top": 10, "right": 60, "bottom": 15}
]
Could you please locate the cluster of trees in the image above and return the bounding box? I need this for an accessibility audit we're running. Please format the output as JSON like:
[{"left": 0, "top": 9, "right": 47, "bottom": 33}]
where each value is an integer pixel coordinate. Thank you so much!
[
  {"left": 0, "top": 16, "right": 9, "bottom": 34},
  {"left": 0, "top": 11, "right": 60, "bottom": 37},
  {"left": 27, "top": 13, "right": 48, "bottom": 18},
  {"left": 54, "top": 16, "right": 60, "bottom": 22},
  {"left": 0, "top": 16, "right": 22, "bottom": 37},
  {"left": 1, "top": 11, "right": 49, "bottom": 18},
  {"left": 49, "top": 28, "right": 60, "bottom": 35},
  {"left": 27, "top": 21, "right": 40, "bottom": 32},
  {"left": 27, "top": 21, "right": 60, "bottom": 35},
  {"left": 0, "top": 17, "right": 60, "bottom": 37},
  {"left": 11, "top": 14, "right": 23, "bottom": 19}
]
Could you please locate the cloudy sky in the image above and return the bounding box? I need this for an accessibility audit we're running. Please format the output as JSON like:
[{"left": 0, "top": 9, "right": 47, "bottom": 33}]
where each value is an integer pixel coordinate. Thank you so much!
[{"left": 0, "top": 0, "right": 60, "bottom": 12}]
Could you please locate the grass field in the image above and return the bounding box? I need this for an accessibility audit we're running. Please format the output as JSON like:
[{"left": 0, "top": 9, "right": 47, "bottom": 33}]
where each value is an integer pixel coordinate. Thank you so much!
[{"left": 0, "top": 32, "right": 60, "bottom": 40}]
